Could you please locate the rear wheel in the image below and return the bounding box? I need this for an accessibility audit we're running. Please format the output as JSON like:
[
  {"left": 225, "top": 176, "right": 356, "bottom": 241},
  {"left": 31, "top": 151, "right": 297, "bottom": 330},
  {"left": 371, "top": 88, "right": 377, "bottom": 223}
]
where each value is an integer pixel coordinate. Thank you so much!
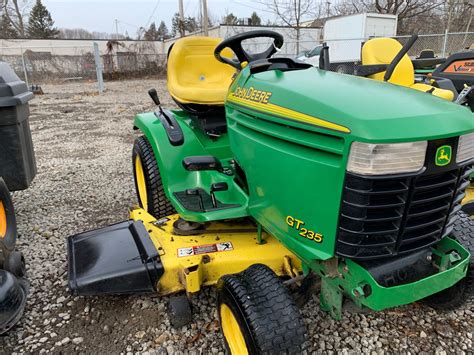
[
  {"left": 0, "top": 178, "right": 16, "bottom": 267},
  {"left": 217, "top": 264, "right": 307, "bottom": 354},
  {"left": 132, "top": 136, "right": 176, "bottom": 219},
  {"left": 421, "top": 211, "right": 473, "bottom": 310}
]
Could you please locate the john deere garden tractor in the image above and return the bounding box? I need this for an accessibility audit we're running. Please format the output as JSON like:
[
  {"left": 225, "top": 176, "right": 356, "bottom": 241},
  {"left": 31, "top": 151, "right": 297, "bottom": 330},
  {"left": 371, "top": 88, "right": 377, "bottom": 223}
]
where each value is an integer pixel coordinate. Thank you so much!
[{"left": 68, "top": 31, "right": 474, "bottom": 353}]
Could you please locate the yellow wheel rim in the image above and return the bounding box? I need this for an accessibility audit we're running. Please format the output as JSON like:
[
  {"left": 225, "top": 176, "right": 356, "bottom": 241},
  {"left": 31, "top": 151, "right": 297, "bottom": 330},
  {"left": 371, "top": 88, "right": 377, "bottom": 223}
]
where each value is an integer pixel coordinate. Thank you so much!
[
  {"left": 135, "top": 156, "right": 148, "bottom": 209},
  {"left": 220, "top": 304, "right": 249, "bottom": 355},
  {"left": 0, "top": 201, "right": 6, "bottom": 238}
]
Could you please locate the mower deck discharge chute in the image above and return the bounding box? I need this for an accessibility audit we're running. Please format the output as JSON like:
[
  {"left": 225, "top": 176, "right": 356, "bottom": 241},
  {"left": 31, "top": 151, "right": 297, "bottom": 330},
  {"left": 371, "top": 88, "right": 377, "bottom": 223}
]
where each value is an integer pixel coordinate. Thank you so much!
[{"left": 68, "top": 31, "right": 474, "bottom": 353}]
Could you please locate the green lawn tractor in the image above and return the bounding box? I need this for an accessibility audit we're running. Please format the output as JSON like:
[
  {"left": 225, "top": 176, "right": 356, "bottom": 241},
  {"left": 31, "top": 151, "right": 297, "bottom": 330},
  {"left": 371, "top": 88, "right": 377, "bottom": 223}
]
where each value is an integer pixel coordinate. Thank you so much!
[
  {"left": 0, "top": 62, "right": 35, "bottom": 334},
  {"left": 68, "top": 31, "right": 474, "bottom": 353}
]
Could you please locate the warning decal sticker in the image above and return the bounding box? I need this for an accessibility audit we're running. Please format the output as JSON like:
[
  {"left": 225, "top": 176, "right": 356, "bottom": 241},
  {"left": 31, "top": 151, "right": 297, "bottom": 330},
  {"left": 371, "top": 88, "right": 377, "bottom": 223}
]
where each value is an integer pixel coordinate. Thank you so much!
[{"left": 177, "top": 242, "right": 233, "bottom": 257}]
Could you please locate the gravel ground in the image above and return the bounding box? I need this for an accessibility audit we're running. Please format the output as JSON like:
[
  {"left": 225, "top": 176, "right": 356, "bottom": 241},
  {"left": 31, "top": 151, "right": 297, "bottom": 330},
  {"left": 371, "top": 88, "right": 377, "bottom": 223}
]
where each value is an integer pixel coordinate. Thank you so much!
[{"left": 1, "top": 79, "right": 473, "bottom": 354}]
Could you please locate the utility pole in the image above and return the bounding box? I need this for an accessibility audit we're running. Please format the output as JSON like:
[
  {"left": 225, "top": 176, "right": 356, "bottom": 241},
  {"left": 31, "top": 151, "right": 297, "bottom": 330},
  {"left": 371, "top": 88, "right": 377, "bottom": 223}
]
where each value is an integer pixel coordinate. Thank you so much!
[
  {"left": 202, "top": 0, "right": 209, "bottom": 36},
  {"left": 115, "top": 19, "right": 119, "bottom": 39},
  {"left": 178, "top": 0, "right": 185, "bottom": 37}
]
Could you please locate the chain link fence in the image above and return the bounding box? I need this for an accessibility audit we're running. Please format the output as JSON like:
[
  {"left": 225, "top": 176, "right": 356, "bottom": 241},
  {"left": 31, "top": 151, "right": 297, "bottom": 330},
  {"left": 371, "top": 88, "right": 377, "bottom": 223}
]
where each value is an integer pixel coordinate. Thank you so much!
[
  {"left": 394, "top": 32, "right": 474, "bottom": 57},
  {"left": 0, "top": 41, "right": 166, "bottom": 89},
  {"left": 0, "top": 32, "right": 472, "bottom": 90},
  {"left": 0, "top": 45, "right": 97, "bottom": 85}
]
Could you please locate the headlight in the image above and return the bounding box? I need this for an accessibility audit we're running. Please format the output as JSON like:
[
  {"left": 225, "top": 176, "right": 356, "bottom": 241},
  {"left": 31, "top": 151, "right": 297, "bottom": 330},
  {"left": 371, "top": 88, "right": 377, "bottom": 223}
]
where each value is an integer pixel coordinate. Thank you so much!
[
  {"left": 348, "top": 141, "right": 427, "bottom": 175},
  {"left": 456, "top": 132, "right": 474, "bottom": 163}
]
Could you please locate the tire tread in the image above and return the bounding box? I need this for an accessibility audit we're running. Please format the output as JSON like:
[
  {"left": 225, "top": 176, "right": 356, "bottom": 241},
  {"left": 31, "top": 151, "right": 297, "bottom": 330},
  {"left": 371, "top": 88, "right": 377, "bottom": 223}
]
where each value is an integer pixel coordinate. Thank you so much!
[{"left": 132, "top": 136, "right": 176, "bottom": 219}]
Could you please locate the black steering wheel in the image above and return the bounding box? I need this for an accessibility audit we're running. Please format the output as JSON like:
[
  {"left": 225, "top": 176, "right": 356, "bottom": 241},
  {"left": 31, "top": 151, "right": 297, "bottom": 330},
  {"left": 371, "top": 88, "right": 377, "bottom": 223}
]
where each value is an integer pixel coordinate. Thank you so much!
[{"left": 214, "top": 30, "right": 284, "bottom": 69}]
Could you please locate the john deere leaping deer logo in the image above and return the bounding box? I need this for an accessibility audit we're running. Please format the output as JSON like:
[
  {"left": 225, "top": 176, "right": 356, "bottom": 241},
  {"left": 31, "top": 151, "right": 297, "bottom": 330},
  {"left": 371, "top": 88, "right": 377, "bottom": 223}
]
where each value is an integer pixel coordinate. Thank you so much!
[{"left": 436, "top": 145, "right": 452, "bottom": 166}]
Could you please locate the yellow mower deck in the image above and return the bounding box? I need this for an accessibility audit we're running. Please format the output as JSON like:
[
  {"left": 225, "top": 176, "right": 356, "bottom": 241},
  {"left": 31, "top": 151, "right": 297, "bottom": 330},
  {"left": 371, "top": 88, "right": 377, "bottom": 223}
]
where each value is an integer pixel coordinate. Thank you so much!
[
  {"left": 464, "top": 184, "right": 473, "bottom": 205},
  {"left": 129, "top": 209, "right": 302, "bottom": 296}
]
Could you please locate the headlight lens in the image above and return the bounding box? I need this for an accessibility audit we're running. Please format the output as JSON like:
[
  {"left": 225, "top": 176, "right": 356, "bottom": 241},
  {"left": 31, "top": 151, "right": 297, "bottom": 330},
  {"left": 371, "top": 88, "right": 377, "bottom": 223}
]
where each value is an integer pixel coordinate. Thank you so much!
[
  {"left": 456, "top": 132, "right": 474, "bottom": 163},
  {"left": 348, "top": 141, "right": 427, "bottom": 175}
]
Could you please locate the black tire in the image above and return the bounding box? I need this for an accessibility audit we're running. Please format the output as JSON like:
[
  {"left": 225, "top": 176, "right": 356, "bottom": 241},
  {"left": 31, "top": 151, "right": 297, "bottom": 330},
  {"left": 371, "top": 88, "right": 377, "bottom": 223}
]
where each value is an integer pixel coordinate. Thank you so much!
[
  {"left": 4, "top": 250, "right": 26, "bottom": 278},
  {"left": 461, "top": 200, "right": 474, "bottom": 217},
  {"left": 217, "top": 264, "right": 307, "bottom": 354},
  {"left": 0, "top": 178, "right": 17, "bottom": 265},
  {"left": 168, "top": 294, "right": 193, "bottom": 328},
  {"left": 421, "top": 211, "right": 473, "bottom": 310},
  {"left": 132, "top": 136, "right": 176, "bottom": 219}
]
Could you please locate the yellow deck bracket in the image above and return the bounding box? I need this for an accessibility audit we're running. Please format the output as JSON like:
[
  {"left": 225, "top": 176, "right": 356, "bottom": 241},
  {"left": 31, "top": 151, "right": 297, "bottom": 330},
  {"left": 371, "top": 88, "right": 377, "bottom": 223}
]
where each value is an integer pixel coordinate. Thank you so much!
[{"left": 181, "top": 259, "right": 204, "bottom": 293}]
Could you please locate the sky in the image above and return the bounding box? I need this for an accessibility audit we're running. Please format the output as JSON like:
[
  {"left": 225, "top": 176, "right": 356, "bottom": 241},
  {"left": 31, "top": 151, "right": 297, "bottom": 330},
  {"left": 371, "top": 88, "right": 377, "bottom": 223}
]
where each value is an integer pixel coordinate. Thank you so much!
[{"left": 42, "top": 0, "right": 278, "bottom": 36}]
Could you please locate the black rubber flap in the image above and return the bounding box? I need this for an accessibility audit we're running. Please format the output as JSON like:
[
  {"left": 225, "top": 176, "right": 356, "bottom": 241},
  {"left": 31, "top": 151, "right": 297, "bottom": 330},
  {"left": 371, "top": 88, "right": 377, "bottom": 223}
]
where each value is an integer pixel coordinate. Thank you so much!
[
  {"left": 67, "top": 220, "right": 164, "bottom": 296},
  {"left": 0, "top": 62, "right": 33, "bottom": 109}
]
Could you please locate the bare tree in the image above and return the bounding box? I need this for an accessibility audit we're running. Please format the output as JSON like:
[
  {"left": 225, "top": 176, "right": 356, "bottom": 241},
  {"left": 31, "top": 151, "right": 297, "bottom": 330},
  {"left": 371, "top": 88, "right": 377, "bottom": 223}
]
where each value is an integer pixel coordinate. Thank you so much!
[
  {"left": 443, "top": 0, "right": 473, "bottom": 32},
  {"left": 331, "top": 0, "right": 446, "bottom": 34},
  {"left": 1, "top": 0, "right": 31, "bottom": 37},
  {"left": 256, "top": 0, "right": 317, "bottom": 52}
]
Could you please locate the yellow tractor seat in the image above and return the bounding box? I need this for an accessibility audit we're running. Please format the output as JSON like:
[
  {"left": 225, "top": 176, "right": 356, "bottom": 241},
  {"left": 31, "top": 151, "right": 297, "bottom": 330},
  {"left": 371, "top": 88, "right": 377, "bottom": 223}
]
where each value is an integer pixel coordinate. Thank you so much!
[
  {"left": 362, "top": 38, "right": 454, "bottom": 101},
  {"left": 167, "top": 37, "right": 236, "bottom": 106}
]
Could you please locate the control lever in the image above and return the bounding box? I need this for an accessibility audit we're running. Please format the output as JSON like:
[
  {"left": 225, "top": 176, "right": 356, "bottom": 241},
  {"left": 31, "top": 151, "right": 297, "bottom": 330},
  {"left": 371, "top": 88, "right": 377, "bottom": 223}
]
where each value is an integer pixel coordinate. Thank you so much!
[
  {"left": 148, "top": 88, "right": 165, "bottom": 116},
  {"left": 186, "top": 189, "right": 204, "bottom": 211},
  {"left": 210, "top": 182, "right": 228, "bottom": 208},
  {"left": 455, "top": 85, "right": 474, "bottom": 105}
]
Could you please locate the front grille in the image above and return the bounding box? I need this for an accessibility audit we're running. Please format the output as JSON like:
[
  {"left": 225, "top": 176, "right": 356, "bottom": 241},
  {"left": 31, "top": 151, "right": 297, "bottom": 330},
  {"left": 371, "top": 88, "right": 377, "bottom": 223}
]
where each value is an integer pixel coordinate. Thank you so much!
[{"left": 336, "top": 163, "right": 473, "bottom": 260}]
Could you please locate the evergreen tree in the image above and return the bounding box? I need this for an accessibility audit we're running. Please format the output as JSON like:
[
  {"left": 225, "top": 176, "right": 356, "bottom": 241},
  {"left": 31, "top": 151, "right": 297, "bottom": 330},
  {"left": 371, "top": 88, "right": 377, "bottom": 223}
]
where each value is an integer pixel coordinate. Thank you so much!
[
  {"left": 250, "top": 11, "right": 262, "bottom": 26},
  {"left": 171, "top": 13, "right": 199, "bottom": 37},
  {"left": 0, "top": 13, "right": 17, "bottom": 39},
  {"left": 156, "top": 21, "right": 169, "bottom": 40},
  {"left": 171, "top": 13, "right": 183, "bottom": 37},
  {"left": 27, "top": 0, "right": 59, "bottom": 38},
  {"left": 185, "top": 16, "right": 198, "bottom": 33},
  {"left": 223, "top": 13, "right": 238, "bottom": 25},
  {"left": 144, "top": 22, "right": 158, "bottom": 41}
]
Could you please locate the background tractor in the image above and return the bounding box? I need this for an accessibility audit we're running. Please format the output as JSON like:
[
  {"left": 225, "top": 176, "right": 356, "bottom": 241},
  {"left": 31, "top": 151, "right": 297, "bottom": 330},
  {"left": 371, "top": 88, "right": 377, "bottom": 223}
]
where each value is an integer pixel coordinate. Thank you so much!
[
  {"left": 68, "top": 31, "right": 474, "bottom": 353},
  {"left": 0, "top": 62, "right": 36, "bottom": 334}
]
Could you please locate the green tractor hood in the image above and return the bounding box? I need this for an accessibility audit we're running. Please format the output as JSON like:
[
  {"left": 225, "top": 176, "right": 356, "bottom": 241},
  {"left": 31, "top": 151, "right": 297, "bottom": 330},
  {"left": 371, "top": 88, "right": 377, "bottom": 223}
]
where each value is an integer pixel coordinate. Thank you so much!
[{"left": 227, "top": 67, "right": 473, "bottom": 142}]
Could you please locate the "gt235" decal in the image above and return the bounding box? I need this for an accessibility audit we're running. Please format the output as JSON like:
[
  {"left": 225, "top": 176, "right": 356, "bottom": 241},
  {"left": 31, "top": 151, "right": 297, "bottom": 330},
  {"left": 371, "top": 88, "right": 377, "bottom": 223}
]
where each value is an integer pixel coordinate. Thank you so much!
[{"left": 286, "top": 216, "right": 323, "bottom": 243}]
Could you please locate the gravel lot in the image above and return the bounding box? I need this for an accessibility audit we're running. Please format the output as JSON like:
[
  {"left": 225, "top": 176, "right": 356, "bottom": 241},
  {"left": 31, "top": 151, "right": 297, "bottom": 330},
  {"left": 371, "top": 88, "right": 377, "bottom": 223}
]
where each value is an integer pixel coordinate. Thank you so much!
[{"left": 1, "top": 79, "right": 473, "bottom": 354}]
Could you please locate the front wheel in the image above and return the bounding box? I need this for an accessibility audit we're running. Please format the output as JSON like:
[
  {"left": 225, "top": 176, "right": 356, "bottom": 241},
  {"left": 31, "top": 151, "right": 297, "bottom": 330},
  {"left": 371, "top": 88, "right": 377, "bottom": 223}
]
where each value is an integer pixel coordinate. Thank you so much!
[
  {"left": 132, "top": 136, "right": 176, "bottom": 219},
  {"left": 421, "top": 211, "right": 473, "bottom": 310},
  {"left": 217, "top": 264, "right": 307, "bottom": 354}
]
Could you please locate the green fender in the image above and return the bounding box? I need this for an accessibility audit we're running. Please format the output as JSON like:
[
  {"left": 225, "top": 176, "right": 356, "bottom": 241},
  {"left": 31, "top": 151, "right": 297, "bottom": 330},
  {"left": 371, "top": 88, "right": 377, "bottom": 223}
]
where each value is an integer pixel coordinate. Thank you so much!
[{"left": 133, "top": 110, "right": 249, "bottom": 222}]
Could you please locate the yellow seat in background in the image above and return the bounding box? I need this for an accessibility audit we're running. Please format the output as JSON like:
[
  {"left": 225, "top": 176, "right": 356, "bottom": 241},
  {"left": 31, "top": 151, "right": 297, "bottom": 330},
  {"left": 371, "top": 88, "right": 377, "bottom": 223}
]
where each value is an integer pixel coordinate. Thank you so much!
[
  {"left": 167, "top": 37, "right": 236, "bottom": 105},
  {"left": 362, "top": 38, "right": 454, "bottom": 101}
]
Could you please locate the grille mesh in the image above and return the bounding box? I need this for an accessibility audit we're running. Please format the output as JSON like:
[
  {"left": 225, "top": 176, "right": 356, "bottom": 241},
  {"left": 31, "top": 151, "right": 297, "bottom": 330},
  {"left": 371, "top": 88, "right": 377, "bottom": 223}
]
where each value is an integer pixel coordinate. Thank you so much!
[{"left": 336, "top": 163, "right": 473, "bottom": 260}]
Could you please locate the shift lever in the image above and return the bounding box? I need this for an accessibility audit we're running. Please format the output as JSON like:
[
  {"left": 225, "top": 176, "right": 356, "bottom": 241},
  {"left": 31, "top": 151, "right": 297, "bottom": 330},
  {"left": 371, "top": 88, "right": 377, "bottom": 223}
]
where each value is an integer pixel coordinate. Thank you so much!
[
  {"left": 210, "top": 182, "right": 228, "bottom": 208},
  {"left": 148, "top": 88, "right": 165, "bottom": 115}
]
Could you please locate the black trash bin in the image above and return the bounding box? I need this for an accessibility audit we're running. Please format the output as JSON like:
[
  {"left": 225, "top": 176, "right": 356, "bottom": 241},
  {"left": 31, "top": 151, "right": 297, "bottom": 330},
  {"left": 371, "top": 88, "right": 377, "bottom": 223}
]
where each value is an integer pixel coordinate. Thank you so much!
[{"left": 0, "top": 62, "right": 36, "bottom": 191}]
